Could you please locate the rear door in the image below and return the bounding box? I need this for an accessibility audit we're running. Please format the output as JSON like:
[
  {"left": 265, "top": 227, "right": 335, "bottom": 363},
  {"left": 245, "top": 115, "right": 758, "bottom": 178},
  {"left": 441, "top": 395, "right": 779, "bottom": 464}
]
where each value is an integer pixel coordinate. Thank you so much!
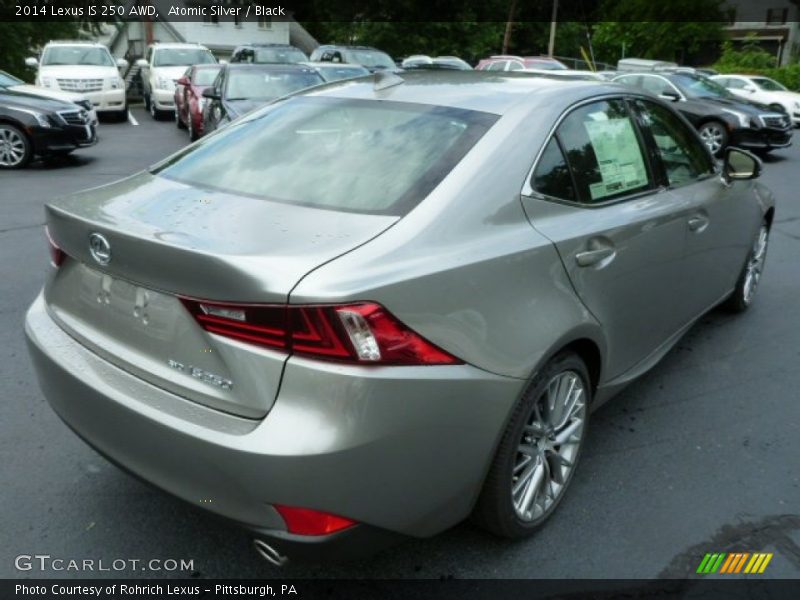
[{"left": 521, "top": 98, "right": 693, "bottom": 378}]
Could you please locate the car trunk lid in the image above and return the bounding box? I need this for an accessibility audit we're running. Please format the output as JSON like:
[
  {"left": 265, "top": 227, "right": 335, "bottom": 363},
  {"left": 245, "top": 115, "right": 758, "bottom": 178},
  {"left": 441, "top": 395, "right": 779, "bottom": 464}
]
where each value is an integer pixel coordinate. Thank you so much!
[{"left": 44, "top": 172, "right": 398, "bottom": 417}]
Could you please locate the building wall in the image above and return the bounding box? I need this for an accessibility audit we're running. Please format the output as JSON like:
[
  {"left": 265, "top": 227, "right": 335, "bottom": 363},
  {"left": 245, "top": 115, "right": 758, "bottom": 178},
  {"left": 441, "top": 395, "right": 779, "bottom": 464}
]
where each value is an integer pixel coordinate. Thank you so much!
[
  {"left": 724, "top": 0, "right": 800, "bottom": 65},
  {"left": 170, "top": 20, "right": 291, "bottom": 59}
]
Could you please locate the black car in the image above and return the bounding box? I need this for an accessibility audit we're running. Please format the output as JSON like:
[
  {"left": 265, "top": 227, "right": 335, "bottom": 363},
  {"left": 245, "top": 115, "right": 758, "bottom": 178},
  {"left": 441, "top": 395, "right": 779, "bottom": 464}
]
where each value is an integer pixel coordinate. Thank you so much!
[
  {"left": 230, "top": 43, "right": 308, "bottom": 64},
  {"left": 309, "top": 45, "right": 396, "bottom": 72},
  {"left": 614, "top": 71, "right": 792, "bottom": 155},
  {"left": 0, "top": 89, "right": 96, "bottom": 169},
  {"left": 201, "top": 64, "right": 324, "bottom": 134}
]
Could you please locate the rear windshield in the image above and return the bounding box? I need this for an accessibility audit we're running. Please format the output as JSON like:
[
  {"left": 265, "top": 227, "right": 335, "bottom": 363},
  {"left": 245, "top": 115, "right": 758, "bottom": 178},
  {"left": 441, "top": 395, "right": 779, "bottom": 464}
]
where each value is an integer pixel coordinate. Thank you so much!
[
  {"left": 42, "top": 46, "right": 114, "bottom": 67},
  {"left": 346, "top": 50, "right": 396, "bottom": 70},
  {"left": 155, "top": 97, "right": 497, "bottom": 215},
  {"left": 193, "top": 67, "right": 222, "bottom": 85},
  {"left": 255, "top": 48, "right": 308, "bottom": 64},
  {"left": 225, "top": 70, "right": 322, "bottom": 100},
  {"left": 154, "top": 48, "right": 215, "bottom": 67},
  {"left": 317, "top": 66, "right": 369, "bottom": 82}
]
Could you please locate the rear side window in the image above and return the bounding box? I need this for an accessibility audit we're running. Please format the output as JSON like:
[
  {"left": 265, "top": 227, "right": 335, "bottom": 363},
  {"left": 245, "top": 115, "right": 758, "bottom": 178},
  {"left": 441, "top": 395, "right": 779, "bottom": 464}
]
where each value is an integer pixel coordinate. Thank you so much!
[
  {"left": 633, "top": 99, "right": 714, "bottom": 187},
  {"left": 554, "top": 99, "right": 652, "bottom": 204},
  {"left": 532, "top": 139, "right": 576, "bottom": 201},
  {"left": 155, "top": 97, "right": 498, "bottom": 215}
]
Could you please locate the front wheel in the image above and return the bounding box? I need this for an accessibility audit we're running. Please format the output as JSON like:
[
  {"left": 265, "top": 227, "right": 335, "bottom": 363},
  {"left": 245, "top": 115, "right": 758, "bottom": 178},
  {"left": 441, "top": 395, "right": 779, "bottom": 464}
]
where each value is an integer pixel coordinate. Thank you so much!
[
  {"left": 472, "top": 351, "right": 591, "bottom": 538},
  {"left": 0, "top": 124, "right": 33, "bottom": 169},
  {"left": 723, "top": 223, "right": 769, "bottom": 313},
  {"left": 698, "top": 120, "right": 729, "bottom": 156}
]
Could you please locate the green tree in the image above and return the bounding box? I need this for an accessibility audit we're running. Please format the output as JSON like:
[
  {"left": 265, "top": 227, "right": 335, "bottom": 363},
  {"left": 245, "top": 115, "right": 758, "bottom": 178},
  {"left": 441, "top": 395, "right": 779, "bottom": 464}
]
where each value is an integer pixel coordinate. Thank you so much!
[
  {"left": 591, "top": 0, "right": 724, "bottom": 65},
  {"left": 0, "top": 21, "right": 80, "bottom": 81}
]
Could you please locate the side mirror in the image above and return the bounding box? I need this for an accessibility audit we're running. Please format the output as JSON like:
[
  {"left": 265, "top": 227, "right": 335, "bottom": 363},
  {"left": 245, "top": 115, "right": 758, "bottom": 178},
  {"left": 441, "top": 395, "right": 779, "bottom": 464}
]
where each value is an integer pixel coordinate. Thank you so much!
[
  {"left": 659, "top": 91, "right": 681, "bottom": 102},
  {"left": 722, "top": 147, "right": 762, "bottom": 183},
  {"left": 25, "top": 57, "right": 38, "bottom": 68},
  {"left": 116, "top": 58, "right": 129, "bottom": 69},
  {"left": 202, "top": 87, "right": 220, "bottom": 99},
  {"left": 176, "top": 76, "right": 190, "bottom": 86},
  {"left": 136, "top": 58, "right": 148, "bottom": 68},
  {"left": 745, "top": 86, "right": 756, "bottom": 93}
]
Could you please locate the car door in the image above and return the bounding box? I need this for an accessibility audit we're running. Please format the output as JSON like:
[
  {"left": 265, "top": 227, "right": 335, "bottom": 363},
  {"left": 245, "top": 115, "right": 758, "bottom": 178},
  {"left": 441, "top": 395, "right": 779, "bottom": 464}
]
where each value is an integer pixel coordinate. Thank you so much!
[
  {"left": 204, "top": 70, "right": 225, "bottom": 133},
  {"left": 522, "top": 98, "right": 694, "bottom": 378},
  {"left": 631, "top": 97, "right": 762, "bottom": 314}
]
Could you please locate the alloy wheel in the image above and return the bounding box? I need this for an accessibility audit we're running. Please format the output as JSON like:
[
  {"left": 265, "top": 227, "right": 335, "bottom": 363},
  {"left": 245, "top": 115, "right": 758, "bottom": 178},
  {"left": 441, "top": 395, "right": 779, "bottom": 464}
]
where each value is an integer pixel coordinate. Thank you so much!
[
  {"left": 512, "top": 370, "right": 587, "bottom": 522},
  {"left": 743, "top": 225, "right": 769, "bottom": 305},
  {"left": 0, "top": 127, "right": 27, "bottom": 167},
  {"left": 699, "top": 123, "right": 725, "bottom": 154}
]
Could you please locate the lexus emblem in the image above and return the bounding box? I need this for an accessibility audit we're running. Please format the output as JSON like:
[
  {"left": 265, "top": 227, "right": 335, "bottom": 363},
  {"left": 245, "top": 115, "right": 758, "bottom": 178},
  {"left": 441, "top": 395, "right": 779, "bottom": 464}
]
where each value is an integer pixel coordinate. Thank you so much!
[{"left": 88, "top": 233, "right": 111, "bottom": 266}]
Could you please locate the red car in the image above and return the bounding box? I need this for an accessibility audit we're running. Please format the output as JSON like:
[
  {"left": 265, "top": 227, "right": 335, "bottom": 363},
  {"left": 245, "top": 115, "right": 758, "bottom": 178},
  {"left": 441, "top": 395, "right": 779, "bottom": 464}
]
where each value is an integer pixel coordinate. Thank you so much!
[
  {"left": 475, "top": 55, "right": 568, "bottom": 71},
  {"left": 174, "top": 64, "right": 223, "bottom": 141}
]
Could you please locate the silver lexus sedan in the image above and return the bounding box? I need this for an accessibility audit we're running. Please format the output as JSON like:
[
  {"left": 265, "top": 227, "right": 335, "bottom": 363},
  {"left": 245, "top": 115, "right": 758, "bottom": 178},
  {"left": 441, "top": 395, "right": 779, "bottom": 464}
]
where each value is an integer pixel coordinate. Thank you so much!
[{"left": 25, "top": 71, "right": 774, "bottom": 564}]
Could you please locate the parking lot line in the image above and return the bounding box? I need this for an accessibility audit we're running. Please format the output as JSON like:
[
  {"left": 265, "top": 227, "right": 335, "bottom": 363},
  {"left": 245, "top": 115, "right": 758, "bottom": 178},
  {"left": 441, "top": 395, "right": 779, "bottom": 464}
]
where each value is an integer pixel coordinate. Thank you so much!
[{"left": 127, "top": 110, "right": 139, "bottom": 126}]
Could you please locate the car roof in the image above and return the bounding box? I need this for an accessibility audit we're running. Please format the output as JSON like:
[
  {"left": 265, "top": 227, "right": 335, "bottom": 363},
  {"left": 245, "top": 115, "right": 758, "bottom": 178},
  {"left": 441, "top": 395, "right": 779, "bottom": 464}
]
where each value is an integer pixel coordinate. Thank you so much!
[
  {"left": 303, "top": 62, "right": 368, "bottom": 69},
  {"left": 236, "top": 43, "right": 298, "bottom": 48},
  {"left": 303, "top": 70, "right": 623, "bottom": 115},
  {"left": 225, "top": 63, "right": 319, "bottom": 73},
  {"left": 317, "top": 45, "right": 382, "bottom": 51},
  {"left": 45, "top": 41, "right": 106, "bottom": 48},
  {"left": 151, "top": 43, "right": 208, "bottom": 49}
]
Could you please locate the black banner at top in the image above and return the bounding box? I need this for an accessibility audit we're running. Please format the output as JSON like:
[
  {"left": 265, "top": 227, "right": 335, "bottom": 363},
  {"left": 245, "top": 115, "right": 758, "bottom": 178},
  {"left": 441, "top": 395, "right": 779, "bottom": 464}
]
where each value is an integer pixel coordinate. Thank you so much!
[{"left": 1, "top": 0, "right": 797, "bottom": 22}]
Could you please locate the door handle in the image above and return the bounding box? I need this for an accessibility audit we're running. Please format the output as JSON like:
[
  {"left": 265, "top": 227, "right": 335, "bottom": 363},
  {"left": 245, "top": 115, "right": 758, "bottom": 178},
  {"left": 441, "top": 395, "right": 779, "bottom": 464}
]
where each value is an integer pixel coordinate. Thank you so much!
[
  {"left": 575, "top": 242, "right": 616, "bottom": 267},
  {"left": 688, "top": 215, "right": 710, "bottom": 232}
]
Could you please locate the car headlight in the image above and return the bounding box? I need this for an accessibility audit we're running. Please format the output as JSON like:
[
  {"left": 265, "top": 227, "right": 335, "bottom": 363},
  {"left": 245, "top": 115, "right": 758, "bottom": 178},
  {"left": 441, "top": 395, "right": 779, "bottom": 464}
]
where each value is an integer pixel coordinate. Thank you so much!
[
  {"left": 39, "top": 76, "right": 55, "bottom": 89},
  {"left": 107, "top": 76, "right": 123, "bottom": 89},
  {"left": 157, "top": 76, "right": 173, "bottom": 90},
  {"left": 722, "top": 108, "right": 750, "bottom": 128},
  {"left": 13, "top": 107, "right": 52, "bottom": 128}
]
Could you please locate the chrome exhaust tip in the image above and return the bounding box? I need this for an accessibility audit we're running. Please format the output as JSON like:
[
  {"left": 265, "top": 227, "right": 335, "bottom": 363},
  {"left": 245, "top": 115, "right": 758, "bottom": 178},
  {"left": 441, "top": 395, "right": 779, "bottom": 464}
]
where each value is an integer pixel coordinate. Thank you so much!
[{"left": 253, "top": 539, "right": 288, "bottom": 567}]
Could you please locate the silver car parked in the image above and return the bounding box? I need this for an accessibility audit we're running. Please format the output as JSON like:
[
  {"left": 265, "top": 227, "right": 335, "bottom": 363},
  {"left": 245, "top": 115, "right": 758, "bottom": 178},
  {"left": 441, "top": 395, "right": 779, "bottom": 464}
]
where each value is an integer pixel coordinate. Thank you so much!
[{"left": 26, "top": 72, "right": 774, "bottom": 563}]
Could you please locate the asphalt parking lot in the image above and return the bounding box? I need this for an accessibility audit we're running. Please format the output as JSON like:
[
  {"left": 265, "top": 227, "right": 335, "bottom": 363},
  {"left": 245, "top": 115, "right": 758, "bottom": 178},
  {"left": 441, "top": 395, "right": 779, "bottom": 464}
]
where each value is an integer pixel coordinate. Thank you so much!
[{"left": 1, "top": 107, "right": 799, "bottom": 580}]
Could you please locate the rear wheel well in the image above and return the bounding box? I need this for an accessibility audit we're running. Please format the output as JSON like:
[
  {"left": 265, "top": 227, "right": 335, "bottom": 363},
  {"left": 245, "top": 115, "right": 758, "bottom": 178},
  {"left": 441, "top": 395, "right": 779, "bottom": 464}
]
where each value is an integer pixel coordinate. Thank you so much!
[{"left": 561, "top": 338, "right": 601, "bottom": 394}]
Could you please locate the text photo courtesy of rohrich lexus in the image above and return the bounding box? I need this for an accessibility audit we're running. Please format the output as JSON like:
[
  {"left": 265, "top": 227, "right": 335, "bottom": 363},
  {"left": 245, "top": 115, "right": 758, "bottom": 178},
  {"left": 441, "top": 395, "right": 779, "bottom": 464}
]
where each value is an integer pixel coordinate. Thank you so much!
[{"left": 3, "top": 5, "right": 800, "bottom": 593}]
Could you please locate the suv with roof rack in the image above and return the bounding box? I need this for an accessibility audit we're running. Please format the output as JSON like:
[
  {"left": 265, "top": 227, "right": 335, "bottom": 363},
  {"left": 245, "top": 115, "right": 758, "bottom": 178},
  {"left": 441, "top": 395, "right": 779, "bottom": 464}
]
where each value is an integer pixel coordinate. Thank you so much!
[
  {"left": 137, "top": 43, "right": 217, "bottom": 120},
  {"left": 309, "top": 45, "right": 396, "bottom": 72},
  {"left": 25, "top": 41, "right": 128, "bottom": 120}
]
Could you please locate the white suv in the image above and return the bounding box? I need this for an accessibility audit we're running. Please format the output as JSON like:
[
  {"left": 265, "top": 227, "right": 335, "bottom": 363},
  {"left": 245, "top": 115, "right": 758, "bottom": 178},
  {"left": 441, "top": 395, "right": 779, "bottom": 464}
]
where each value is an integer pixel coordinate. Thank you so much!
[
  {"left": 137, "top": 43, "right": 216, "bottom": 120},
  {"left": 26, "top": 42, "right": 128, "bottom": 119}
]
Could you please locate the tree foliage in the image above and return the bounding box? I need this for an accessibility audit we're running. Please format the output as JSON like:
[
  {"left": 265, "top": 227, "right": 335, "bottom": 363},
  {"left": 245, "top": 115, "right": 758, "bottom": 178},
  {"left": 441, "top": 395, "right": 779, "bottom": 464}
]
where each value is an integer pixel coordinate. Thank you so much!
[
  {"left": 591, "top": 0, "right": 725, "bottom": 64},
  {"left": 0, "top": 21, "right": 80, "bottom": 81}
]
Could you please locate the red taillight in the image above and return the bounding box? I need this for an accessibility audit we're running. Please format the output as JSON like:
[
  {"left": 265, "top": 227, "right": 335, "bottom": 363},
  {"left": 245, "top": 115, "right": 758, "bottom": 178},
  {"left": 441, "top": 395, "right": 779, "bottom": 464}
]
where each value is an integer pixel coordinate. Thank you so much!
[
  {"left": 45, "top": 226, "right": 65, "bottom": 267},
  {"left": 274, "top": 505, "right": 357, "bottom": 536},
  {"left": 180, "top": 299, "right": 462, "bottom": 366}
]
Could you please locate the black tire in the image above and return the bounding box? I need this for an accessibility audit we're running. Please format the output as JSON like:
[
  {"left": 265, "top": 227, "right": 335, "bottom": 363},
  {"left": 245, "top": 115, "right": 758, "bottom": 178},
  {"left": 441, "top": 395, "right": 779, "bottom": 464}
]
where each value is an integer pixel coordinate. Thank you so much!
[
  {"left": 698, "top": 120, "right": 729, "bottom": 156},
  {"left": 149, "top": 99, "right": 161, "bottom": 120},
  {"left": 176, "top": 109, "right": 186, "bottom": 129},
  {"left": 143, "top": 93, "right": 151, "bottom": 112},
  {"left": 722, "top": 222, "right": 769, "bottom": 313},
  {"left": 0, "top": 123, "right": 33, "bottom": 169},
  {"left": 188, "top": 115, "right": 199, "bottom": 141},
  {"left": 472, "top": 351, "right": 591, "bottom": 538},
  {"left": 768, "top": 104, "right": 784, "bottom": 114}
]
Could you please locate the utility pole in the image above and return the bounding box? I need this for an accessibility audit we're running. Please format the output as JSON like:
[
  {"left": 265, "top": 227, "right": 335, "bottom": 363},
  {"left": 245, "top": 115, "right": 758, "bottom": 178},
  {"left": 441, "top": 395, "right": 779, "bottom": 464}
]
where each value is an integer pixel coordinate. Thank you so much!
[
  {"left": 502, "top": 0, "right": 518, "bottom": 55},
  {"left": 547, "top": 0, "right": 558, "bottom": 57}
]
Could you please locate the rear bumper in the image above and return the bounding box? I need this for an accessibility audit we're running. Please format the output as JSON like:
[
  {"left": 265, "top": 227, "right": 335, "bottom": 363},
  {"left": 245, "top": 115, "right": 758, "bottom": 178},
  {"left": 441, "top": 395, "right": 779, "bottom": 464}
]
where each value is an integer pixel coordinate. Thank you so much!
[{"left": 25, "top": 293, "right": 520, "bottom": 554}]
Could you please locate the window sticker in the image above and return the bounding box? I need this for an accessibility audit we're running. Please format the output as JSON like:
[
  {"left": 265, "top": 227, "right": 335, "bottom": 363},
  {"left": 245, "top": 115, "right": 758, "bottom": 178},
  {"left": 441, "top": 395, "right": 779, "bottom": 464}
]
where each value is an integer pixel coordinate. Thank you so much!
[{"left": 584, "top": 118, "right": 648, "bottom": 200}]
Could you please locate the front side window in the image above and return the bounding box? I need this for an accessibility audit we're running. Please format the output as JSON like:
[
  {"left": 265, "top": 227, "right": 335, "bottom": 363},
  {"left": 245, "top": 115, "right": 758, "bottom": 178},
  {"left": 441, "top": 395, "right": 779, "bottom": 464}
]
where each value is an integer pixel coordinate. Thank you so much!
[
  {"left": 640, "top": 76, "right": 676, "bottom": 97},
  {"left": 633, "top": 99, "right": 714, "bottom": 187},
  {"left": 154, "top": 97, "right": 498, "bottom": 215},
  {"left": 487, "top": 61, "right": 507, "bottom": 71},
  {"left": 670, "top": 73, "right": 731, "bottom": 99},
  {"left": 42, "top": 46, "right": 114, "bottom": 67},
  {"left": 154, "top": 48, "right": 216, "bottom": 67},
  {"left": 554, "top": 99, "right": 652, "bottom": 204}
]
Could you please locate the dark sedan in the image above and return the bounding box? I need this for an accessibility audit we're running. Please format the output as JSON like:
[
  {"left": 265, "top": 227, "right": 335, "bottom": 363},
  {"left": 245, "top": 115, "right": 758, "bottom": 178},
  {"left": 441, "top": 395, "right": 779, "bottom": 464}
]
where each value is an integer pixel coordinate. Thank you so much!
[
  {"left": 201, "top": 64, "right": 323, "bottom": 134},
  {"left": 614, "top": 71, "right": 792, "bottom": 155},
  {"left": 0, "top": 89, "right": 96, "bottom": 169}
]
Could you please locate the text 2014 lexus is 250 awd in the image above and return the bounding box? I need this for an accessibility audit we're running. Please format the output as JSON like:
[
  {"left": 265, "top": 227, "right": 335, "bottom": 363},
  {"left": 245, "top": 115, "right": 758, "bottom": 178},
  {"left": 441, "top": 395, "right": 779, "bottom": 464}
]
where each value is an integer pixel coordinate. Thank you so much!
[{"left": 26, "top": 72, "right": 774, "bottom": 564}]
